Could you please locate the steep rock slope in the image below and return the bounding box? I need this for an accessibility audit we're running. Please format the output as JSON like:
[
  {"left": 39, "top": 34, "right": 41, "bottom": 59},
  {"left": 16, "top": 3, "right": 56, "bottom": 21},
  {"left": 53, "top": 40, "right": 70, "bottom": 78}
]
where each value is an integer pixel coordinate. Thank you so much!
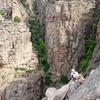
[
  {"left": 0, "top": 22, "right": 38, "bottom": 68},
  {"left": 44, "top": 0, "right": 95, "bottom": 76},
  {"left": 69, "top": 67, "right": 100, "bottom": 100},
  {"left": 43, "top": 67, "right": 100, "bottom": 100},
  {"left": 86, "top": 0, "right": 100, "bottom": 74},
  {"left": 0, "top": 0, "right": 42, "bottom": 100}
]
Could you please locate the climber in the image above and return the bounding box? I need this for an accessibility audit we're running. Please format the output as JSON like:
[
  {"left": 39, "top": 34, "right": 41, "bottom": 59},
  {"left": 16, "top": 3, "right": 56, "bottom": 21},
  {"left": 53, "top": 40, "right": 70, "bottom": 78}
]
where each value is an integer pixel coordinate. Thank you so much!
[{"left": 71, "top": 69, "right": 79, "bottom": 82}]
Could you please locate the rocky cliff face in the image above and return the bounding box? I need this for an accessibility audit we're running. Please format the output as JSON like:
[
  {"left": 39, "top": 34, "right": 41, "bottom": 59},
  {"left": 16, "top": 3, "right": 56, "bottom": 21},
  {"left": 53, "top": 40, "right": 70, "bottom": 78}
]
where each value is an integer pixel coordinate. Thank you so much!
[
  {"left": 0, "top": 0, "right": 100, "bottom": 99},
  {"left": 69, "top": 67, "right": 100, "bottom": 100},
  {"left": 86, "top": 1, "right": 100, "bottom": 74},
  {"left": 43, "top": 67, "right": 100, "bottom": 100},
  {"left": 44, "top": 0, "right": 95, "bottom": 77},
  {"left": 0, "top": 0, "right": 43, "bottom": 100},
  {"left": 0, "top": 21, "right": 38, "bottom": 68}
]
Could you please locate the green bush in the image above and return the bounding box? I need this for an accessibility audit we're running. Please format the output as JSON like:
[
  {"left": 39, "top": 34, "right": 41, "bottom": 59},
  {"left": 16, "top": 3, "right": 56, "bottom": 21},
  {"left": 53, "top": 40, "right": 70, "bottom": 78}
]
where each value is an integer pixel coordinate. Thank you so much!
[
  {"left": 0, "top": 10, "right": 6, "bottom": 15},
  {"left": 85, "top": 39, "right": 96, "bottom": 51},
  {"left": 29, "top": 16, "right": 50, "bottom": 72},
  {"left": 19, "top": 67, "right": 27, "bottom": 71},
  {"left": 15, "top": 67, "right": 33, "bottom": 73},
  {"left": 60, "top": 75, "right": 69, "bottom": 84},
  {"left": 44, "top": 76, "right": 52, "bottom": 85},
  {"left": 81, "top": 59, "right": 88, "bottom": 72},
  {"left": 85, "top": 50, "right": 92, "bottom": 60},
  {"left": 26, "top": 70, "right": 33, "bottom": 73},
  {"left": 81, "top": 39, "right": 96, "bottom": 72},
  {"left": 15, "top": 67, "right": 19, "bottom": 71},
  {"left": 43, "top": 62, "right": 50, "bottom": 72},
  {"left": 14, "top": 16, "right": 21, "bottom": 22}
]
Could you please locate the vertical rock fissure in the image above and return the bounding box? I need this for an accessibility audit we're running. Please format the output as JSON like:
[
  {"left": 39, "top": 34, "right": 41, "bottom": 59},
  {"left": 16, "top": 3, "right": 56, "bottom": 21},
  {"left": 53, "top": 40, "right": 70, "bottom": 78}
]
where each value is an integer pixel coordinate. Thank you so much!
[{"left": 80, "top": 1, "right": 100, "bottom": 73}]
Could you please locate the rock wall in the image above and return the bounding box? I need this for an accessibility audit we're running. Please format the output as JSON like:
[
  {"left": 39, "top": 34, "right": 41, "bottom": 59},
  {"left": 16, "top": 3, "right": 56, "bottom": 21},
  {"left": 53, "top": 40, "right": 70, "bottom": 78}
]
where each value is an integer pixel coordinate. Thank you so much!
[
  {"left": 0, "top": 0, "right": 42, "bottom": 99},
  {"left": 0, "top": 0, "right": 28, "bottom": 22},
  {"left": 0, "top": 0, "right": 12, "bottom": 10},
  {"left": 86, "top": 0, "right": 100, "bottom": 74},
  {"left": 43, "top": 67, "right": 100, "bottom": 100},
  {"left": 0, "top": 69, "right": 42, "bottom": 100},
  {"left": 0, "top": 20, "right": 40, "bottom": 99},
  {"left": 0, "top": 21, "right": 38, "bottom": 68},
  {"left": 36, "top": 0, "right": 47, "bottom": 24},
  {"left": 69, "top": 67, "right": 100, "bottom": 100},
  {"left": 87, "top": 19, "right": 100, "bottom": 73},
  {"left": 44, "top": 0, "right": 95, "bottom": 77}
]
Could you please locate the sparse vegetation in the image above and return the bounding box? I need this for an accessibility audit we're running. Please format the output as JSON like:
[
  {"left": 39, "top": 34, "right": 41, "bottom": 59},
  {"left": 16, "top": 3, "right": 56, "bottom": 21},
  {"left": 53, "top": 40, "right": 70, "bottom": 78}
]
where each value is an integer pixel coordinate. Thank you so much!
[
  {"left": 29, "top": 17, "right": 50, "bottom": 72},
  {"left": 0, "top": 10, "right": 6, "bottom": 15},
  {"left": 80, "top": 5, "right": 99, "bottom": 72},
  {"left": 28, "top": 1, "right": 52, "bottom": 86},
  {"left": 14, "top": 16, "right": 21, "bottom": 22},
  {"left": 29, "top": 1, "right": 50, "bottom": 73},
  {"left": 15, "top": 67, "right": 33, "bottom": 73},
  {"left": 81, "top": 39, "right": 96, "bottom": 72}
]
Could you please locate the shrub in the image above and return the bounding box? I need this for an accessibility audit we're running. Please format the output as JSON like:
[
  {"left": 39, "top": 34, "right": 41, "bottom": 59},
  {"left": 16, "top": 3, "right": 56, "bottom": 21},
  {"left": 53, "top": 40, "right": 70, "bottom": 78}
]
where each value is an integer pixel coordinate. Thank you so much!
[
  {"left": 14, "top": 16, "right": 21, "bottom": 22},
  {"left": 43, "top": 62, "right": 50, "bottom": 72},
  {"left": 44, "top": 76, "right": 52, "bottom": 85},
  {"left": 19, "top": 67, "right": 27, "bottom": 71},
  {"left": 85, "top": 39, "right": 96, "bottom": 51},
  {"left": 81, "top": 59, "right": 88, "bottom": 72},
  {"left": 29, "top": 16, "right": 50, "bottom": 72},
  {"left": 15, "top": 67, "right": 19, "bottom": 71},
  {"left": 15, "top": 67, "right": 33, "bottom": 73},
  {"left": 85, "top": 50, "right": 92, "bottom": 60},
  {"left": 0, "top": 10, "right": 6, "bottom": 15},
  {"left": 60, "top": 75, "right": 69, "bottom": 84},
  {"left": 26, "top": 70, "right": 33, "bottom": 73},
  {"left": 81, "top": 39, "right": 96, "bottom": 72}
]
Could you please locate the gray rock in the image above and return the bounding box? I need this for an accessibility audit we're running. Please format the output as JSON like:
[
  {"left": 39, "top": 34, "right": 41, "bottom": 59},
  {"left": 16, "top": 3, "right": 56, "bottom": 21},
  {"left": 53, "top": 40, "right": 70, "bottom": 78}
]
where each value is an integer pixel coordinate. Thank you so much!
[
  {"left": 43, "top": 0, "right": 95, "bottom": 78},
  {"left": 69, "top": 67, "right": 100, "bottom": 100},
  {"left": 45, "top": 84, "right": 69, "bottom": 100},
  {"left": 41, "top": 97, "right": 47, "bottom": 100},
  {"left": 0, "top": 15, "right": 4, "bottom": 22}
]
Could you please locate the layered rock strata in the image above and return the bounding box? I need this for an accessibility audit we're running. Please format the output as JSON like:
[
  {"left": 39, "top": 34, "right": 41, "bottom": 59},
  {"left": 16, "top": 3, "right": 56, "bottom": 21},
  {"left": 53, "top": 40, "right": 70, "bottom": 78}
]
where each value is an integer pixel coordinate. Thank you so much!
[
  {"left": 44, "top": 0, "right": 95, "bottom": 77},
  {"left": 0, "top": 20, "right": 40, "bottom": 99},
  {"left": 0, "top": 21, "right": 38, "bottom": 68},
  {"left": 0, "top": 0, "right": 42, "bottom": 99}
]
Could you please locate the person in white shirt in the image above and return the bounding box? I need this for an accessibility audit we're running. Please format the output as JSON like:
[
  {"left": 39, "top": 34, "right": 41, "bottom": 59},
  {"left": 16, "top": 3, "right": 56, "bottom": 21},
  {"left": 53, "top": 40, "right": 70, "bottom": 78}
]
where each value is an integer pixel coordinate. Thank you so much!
[{"left": 71, "top": 69, "right": 79, "bottom": 81}]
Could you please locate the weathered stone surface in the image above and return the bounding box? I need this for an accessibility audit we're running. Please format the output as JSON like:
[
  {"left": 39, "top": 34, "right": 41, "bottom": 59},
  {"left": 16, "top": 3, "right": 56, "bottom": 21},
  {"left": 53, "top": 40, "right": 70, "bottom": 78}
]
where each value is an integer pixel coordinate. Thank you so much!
[
  {"left": 12, "top": 0, "right": 22, "bottom": 20},
  {"left": 0, "top": 0, "right": 12, "bottom": 10},
  {"left": 45, "top": 84, "right": 69, "bottom": 100},
  {"left": 69, "top": 67, "right": 100, "bottom": 100},
  {"left": 44, "top": 0, "right": 95, "bottom": 77},
  {"left": 0, "top": 20, "right": 40, "bottom": 99},
  {"left": 43, "top": 67, "right": 100, "bottom": 100},
  {"left": 46, "top": 88, "right": 56, "bottom": 100},
  {"left": 0, "top": 15, "right": 4, "bottom": 22},
  {"left": 0, "top": 22, "right": 38, "bottom": 68},
  {"left": 0, "top": 73, "right": 42, "bottom": 100},
  {"left": 0, "top": 0, "right": 28, "bottom": 22},
  {"left": 87, "top": 19, "right": 100, "bottom": 74},
  {"left": 36, "top": 0, "right": 47, "bottom": 24},
  {"left": 0, "top": 0, "right": 41, "bottom": 99}
]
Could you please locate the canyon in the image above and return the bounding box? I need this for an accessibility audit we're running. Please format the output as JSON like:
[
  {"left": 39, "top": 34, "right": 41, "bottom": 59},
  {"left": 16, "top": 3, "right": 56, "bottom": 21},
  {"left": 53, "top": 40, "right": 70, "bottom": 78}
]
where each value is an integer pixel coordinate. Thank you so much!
[{"left": 0, "top": 0, "right": 100, "bottom": 100}]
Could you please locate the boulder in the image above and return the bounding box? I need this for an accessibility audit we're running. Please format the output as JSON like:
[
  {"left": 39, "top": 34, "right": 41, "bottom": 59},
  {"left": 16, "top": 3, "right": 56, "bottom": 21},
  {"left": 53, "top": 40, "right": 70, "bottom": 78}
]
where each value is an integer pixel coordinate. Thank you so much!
[{"left": 45, "top": 84, "right": 69, "bottom": 100}]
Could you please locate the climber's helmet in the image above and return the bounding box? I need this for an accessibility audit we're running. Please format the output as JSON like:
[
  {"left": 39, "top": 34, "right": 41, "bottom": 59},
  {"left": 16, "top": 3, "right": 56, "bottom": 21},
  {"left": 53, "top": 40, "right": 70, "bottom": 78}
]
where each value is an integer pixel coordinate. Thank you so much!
[{"left": 71, "top": 69, "right": 75, "bottom": 72}]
